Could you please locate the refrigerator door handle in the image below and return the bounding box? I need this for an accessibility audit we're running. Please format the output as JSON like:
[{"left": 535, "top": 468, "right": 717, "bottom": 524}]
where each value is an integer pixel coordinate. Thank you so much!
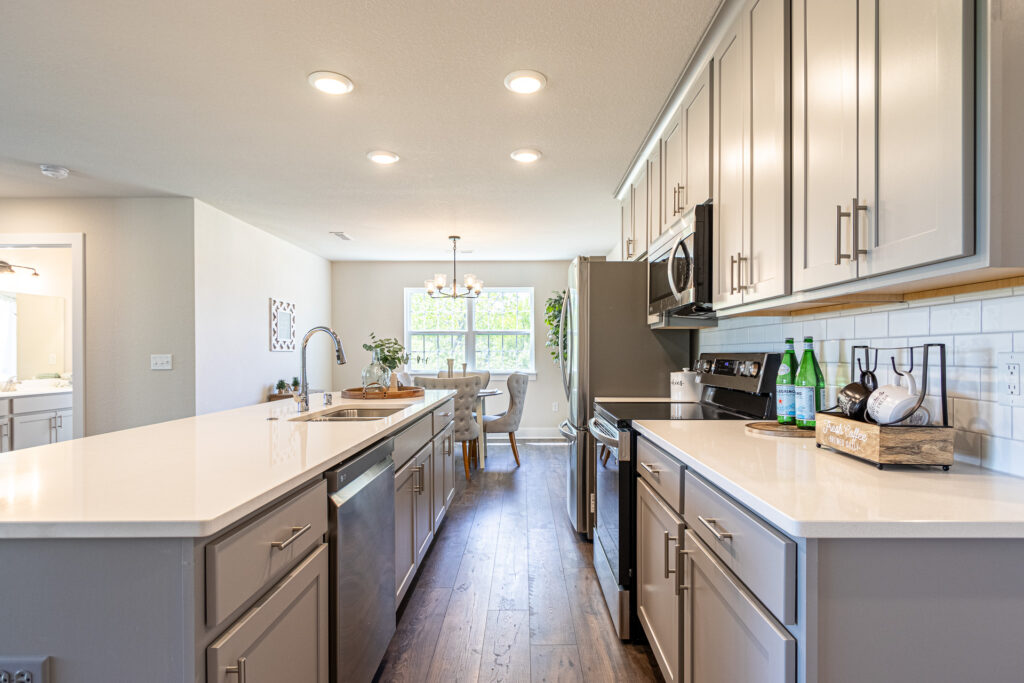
[
  {"left": 559, "top": 291, "right": 572, "bottom": 401},
  {"left": 558, "top": 420, "right": 577, "bottom": 443}
]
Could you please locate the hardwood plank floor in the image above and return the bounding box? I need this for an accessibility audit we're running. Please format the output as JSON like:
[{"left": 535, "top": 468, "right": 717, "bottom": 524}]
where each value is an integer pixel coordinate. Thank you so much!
[{"left": 375, "top": 443, "right": 663, "bottom": 683}]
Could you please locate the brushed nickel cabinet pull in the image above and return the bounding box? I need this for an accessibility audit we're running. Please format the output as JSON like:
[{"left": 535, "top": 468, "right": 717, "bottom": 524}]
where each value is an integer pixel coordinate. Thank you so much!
[
  {"left": 676, "top": 546, "right": 693, "bottom": 595},
  {"left": 729, "top": 253, "right": 737, "bottom": 294},
  {"left": 676, "top": 183, "right": 685, "bottom": 213},
  {"left": 835, "top": 203, "right": 852, "bottom": 265},
  {"left": 639, "top": 462, "right": 660, "bottom": 478},
  {"left": 271, "top": 523, "right": 312, "bottom": 550},
  {"left": 226, "top": 656, "right": 247, "bottom": 682},
  {"left": 698, "top": 515, "right": 733, "bottom": 542},
  {"left": 663, "top": 530, "right": 678, "bottom": 579},
  {"left": 852, "top": 197, "right": 869, "bottom": 259},
  {"left": 672, "top": 186, "right": 679, "bottom": 216},
  {"left": 737, "top": 253, "right": 751, "bottom": 292}
]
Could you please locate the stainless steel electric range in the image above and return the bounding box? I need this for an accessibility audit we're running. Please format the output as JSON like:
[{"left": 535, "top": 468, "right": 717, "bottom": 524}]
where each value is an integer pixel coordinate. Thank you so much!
[{"left": 588, "top": 351, "right": 781, "bottom": 640}]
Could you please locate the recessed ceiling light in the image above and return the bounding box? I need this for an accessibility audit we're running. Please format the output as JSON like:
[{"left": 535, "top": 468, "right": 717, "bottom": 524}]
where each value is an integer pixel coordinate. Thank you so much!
[
  {"left": 510, "top": 148, "right": 542, "bottom": 163},
  {"left": 308, "top": 71, "right": 354, "bottom": 95},
  {"left": 39, "top": 164, "right": 70, "bottom": 180},
  {"left": 367, "top": 150, "right": 400, "bottom": 165},
  {"left": 504, "top": 70, "right": 547, "bottom": 94}
]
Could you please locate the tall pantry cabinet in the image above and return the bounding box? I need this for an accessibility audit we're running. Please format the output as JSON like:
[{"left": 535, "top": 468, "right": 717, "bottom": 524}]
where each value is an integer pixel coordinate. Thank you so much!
[
  {"left": 712, "top": 0, "right": 791, "bottom": 309},
  {"left": 792, "top": 0, "right": 973, "bottom": 291}
]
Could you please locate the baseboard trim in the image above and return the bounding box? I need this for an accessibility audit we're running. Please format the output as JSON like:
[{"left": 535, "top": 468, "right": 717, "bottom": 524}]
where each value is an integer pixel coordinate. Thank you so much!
[{"left": 485, "top": 426, "right": 563, "bottom": 442}]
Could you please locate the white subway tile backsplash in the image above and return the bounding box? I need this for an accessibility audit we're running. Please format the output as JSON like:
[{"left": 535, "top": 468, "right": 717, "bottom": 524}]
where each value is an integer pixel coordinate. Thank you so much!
[
  {"left": 854, "top": 312, "right": 888, "bottom": 338},
  {"left": 1014, "top": 407, "right": 1024, "bottom": 441},
  {"left": 982, "top": 297, "right": 1024, "bottom": 333},
  {"left": 888, "top": 307, "right": 930, "bottom": 337},
  {"left": 954, "top": 333, "right": 1012, "bottom": 367},
  {"left": 802, "top": 319, "right": 827, "bottom": 342},
  {"left": 954, "top": 430, "right": 982, "bottom": 467},
  {"left": 930, "top": 301, "right": 981, "bottom": 335},
  {"left": 826, "top": 316, "right": 856, "bottom": 340},
  {"left": 981, "top": 436, "right": 1024, "bottom": 478},
  {"left": 953, "top": 398, "right": 1012, "bottom": 439}
]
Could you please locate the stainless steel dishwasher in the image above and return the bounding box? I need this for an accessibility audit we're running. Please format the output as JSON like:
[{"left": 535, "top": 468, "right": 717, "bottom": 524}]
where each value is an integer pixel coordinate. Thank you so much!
[{"left": 326, "top": 438, "right": 396, "bottom": 683}]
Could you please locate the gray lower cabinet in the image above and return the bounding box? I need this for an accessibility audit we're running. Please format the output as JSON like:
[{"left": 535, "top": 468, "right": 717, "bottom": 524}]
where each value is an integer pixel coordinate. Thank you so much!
[
  {"left": 12, "top": 411, "right": 55, "bottom": 450},
  {"left": 433, "top": 424, "right": 453, "bottom": 528},
  {"left": 683, "top": 530, "right": 795, "bottom": 683},
  {"left": 0, "top": 418, "right": 10, "bottom": 452},
  {"left": 442, "top": 425, "right": 455, "bottom": 508},
  {"left": 413, "top": 444, "right": 433, "bottom": 564},
  {"left": 207, "top": 543, "right": 329, "bottom": 683},
  {"left": 637, "top": 477, "right": 685, "bottom": 683},
  {"left": 394, "top": 457, "right": 417, "bottom": 604}
]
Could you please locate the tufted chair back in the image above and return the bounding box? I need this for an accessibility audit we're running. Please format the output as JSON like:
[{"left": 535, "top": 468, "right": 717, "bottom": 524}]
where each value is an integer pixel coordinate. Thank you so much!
[
  {"left": 482, "top": 372, "right": 528, "bottom": 434},
  {"left": 438, "top": 369, "right": 490, "bottom": 388},
  {"left": 414, "top": 375, "right": 482, "bottom": 442}
]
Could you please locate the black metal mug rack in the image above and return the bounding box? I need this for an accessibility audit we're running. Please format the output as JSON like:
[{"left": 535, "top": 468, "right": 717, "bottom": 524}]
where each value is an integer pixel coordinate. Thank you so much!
[{"left": 849, "top": 343, "right": 949, "bottom": 428}]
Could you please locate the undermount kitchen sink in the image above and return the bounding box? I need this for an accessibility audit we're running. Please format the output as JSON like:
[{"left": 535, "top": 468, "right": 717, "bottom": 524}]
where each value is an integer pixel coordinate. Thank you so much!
[{"left": 292, "top": 406, "right": 405, "bottom": 422}]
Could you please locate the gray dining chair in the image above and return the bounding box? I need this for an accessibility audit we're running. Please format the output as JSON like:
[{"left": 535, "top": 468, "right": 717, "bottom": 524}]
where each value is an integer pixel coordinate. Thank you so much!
[
  {"left": 414, "top": 375, "right": 483, "bottom": 480},
  {"left": 482, "top": 372, "right": 528, "bottom": 467},
  {"left": 438, "top": 369, "right": 491, "bottom": 388}
]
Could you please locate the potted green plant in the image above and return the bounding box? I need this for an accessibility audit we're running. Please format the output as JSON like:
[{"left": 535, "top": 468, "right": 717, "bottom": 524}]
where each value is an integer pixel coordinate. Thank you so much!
[
  {"left": 361, "top": 333, "right": 412, "bottom": 389},
  {"left": 275, "top": 379, "right": 289, "bottom": 394},
  {"left": 544, "top": 290, "right": 566, "bottom": 365},
  {"left": 291, "top": 376, "right": 300, "bottom": 392}
]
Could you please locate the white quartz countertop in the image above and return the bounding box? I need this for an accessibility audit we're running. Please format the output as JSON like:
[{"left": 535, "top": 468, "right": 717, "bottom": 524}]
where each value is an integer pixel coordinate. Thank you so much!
[
  {"left": 0, "top": 386, "right": 72, "bottom": 399},
  {"left": 0, "top": 390, "right": 454, "bottom": 539},
  {"left": 636, "top": 419, "right": 1024, "bottom": 539}
]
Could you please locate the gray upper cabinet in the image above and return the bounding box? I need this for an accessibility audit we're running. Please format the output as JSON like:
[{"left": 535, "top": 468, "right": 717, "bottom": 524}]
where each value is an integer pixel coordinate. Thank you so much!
[
  {"left": 661, "top": 104, "right": 685, "bottom": 237},
  {"left": 633, "top": 161, "right": 650, "bottom": 261},
  {"left": 683, "top": 530, "right": 795, "bottom": 683},
  {"left": 793, "top": 0, "right": 971, "bottom": 290},
  {"left": 620, "top": 186, "right": 635, "bottom": 260},
  {"left": 207, "top": 544, "right": 330, "bottom": 683},
  {"left": 647, "top": 141, "right": 663, "bottom": 247},
  {"left": 661, "top": 61, "right": 713, "bottom": 237},
  {"left": 714, "top": 0, "right": 791, "bottom": 309}
]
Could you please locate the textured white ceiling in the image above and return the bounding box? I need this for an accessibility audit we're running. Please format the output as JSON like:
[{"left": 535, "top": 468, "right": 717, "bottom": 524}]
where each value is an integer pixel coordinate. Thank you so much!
[{"left": 0, "top": 0, "right": 721, "bottom": 260}]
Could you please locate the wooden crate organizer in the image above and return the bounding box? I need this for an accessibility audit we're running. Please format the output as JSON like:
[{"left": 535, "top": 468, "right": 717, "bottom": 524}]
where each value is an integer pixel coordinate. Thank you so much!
[{"left": 814, "top": 411, "right": 954, "bottom": 470}]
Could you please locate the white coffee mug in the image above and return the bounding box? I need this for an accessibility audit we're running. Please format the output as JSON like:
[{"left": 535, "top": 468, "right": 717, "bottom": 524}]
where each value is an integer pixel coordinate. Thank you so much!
[{"left": 866, "top": 374, "right": 925, "bottom": 424}]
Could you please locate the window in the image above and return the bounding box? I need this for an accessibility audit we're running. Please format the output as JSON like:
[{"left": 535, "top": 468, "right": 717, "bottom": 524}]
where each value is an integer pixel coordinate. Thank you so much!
[{"left": 404, "top": 287, "right": 535, "bottom": 374}]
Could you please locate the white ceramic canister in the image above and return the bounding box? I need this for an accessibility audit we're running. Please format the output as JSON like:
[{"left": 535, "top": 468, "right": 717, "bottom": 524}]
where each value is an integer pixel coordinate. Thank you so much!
[{"left": 671, "top": 368, "right": 701, "bottom": 402}]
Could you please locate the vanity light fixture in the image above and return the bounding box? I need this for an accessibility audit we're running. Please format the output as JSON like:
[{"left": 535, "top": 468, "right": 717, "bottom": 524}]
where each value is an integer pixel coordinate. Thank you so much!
[
  {"left": 39, "top": 164, "right": 70, "bottom": 180},
  {"left": 367, "top": 150, "right": 400, "bottom": 165},
  {"left": 308, "top": 71, "right": 354, "bottom": 95},
  {"left": 425, "top": 236, "right": 483, "bottom": 299},
  {"left": 504, "top": 70, "right": 547, "bottom": 94},
  {"left": 0, "top": 261, "right": 40, "bottom": 277},
  {"left": 510, "top": 148, "right": 542, "bottom": 163}
]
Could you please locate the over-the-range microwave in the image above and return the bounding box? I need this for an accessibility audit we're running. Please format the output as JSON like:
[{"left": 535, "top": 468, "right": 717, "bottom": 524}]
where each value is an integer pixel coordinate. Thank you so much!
[{"left": 647, "top": 203, "right": 715, "bottom": 328}]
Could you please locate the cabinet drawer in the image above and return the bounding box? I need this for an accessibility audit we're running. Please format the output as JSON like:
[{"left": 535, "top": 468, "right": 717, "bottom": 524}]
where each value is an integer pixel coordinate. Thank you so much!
[
  {"left": 394, "top": 415, "right": 432, "bottom": 470},
  {"left": 637, "top": 437, "right": 685, "bottom": 513},
  {"left": 684, "top": 472, "right": 796, "bottom": 625},
  {"left": 207, "top": 543, "right": 329, "bottom": 683},
  {"left": 12, "top": 392, "right": 72, "bottom": 414},
  {"left": 0, "top": 399, "right": 9, "bottom": 417},
  {"left": 206, "top": 479, "right": 327, "bottom": 627},
  {"left": 432, "top": 399, "right": 454, "bottom": 434}
]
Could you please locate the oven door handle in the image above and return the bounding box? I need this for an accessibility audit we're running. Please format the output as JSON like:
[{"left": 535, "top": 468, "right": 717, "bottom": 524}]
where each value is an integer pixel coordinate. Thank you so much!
[{"left": 587, "top": 417, "right": 620, "bottom": 450}]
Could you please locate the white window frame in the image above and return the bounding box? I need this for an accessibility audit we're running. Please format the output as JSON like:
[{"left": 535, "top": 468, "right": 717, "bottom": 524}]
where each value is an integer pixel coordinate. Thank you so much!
[{"left": 403, "top": 287, "right": 536, "bottom": 376}]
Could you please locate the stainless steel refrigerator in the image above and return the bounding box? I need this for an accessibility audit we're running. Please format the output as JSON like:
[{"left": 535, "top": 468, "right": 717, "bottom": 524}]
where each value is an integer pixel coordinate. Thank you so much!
[{"left": 557, "top": 257, "right": 691, "bottom": 537}]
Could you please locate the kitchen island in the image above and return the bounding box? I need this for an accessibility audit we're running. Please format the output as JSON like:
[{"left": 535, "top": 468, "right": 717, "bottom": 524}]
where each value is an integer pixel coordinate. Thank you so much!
[
  {"left": 0, "top": 390, "right": 455, "bottom": 682},
  {"left": 632, "top": 419, "right": 1024, "bottom": 683}
]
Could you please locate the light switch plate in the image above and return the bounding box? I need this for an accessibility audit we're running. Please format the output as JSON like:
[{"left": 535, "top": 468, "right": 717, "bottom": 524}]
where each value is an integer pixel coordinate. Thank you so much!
[
  {"left": 150, "top": 353, "right": 173, "bottom": 371},
  {"left": 997, "top": 353, "right": 1024, "bottom": 406},
  {"left": 0, "top": 656, "right": 50, "bottom": 683}
]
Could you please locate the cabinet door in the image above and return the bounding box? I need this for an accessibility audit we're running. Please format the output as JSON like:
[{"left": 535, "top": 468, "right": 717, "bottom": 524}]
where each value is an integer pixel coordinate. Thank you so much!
[
  {"left": 646, "top": 142, "right": 661, "bottom": 248},
  {"left": 857, "top": 0, "right": 972, "bottom": 276},
  {"left": 792, "top": 0, "right": 860, "bottom": 291},
  {"left": 394, "top": 460, "right": 417, "bottom": 603},
  {"left": 632, "top": 165, "right": 649, "bottom": 262},
  {"left": 712, "top": 17, "right": 746, "bottom": 309},
  {"left": 0, "top": 419, "right": 10, "bottom": 453},
  {"left": 432, "top": 431, "right": 447, "bottom": 529},
  {"left": 12, "top": 411, "right": 55, "bottom": 450},
  {"left": 682, "top": 63, "right": 713, "bottom": 213},
  {"left": 413, "top": 444, "right": 433, "bottom": 565},
  {"left": 207, "top": 544, "right": 329, "bottom": 683},
  {"left": 54, "top": 409, "right": 72, "bottom": 443},
  {"left": 621, "top": 187, "right": 635, "bottom": 260},
  {"left": 742, "top": 0, "right": 790, "bottom": 303},
  {"left": 637, "top": 479, "right": 684, "bottom": 683},
  {"left": 683, "top": 531, "right": 795, "bottom": 683},
  {"left": 441, "top": 426, "right": 456, "bottom": 508},
  {"left": 662, "top": 106, "right": 684, "bottom": 236}
]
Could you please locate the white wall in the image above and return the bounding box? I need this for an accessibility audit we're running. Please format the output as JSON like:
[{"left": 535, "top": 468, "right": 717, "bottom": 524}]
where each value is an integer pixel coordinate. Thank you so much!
[
  {"left": 193, "top": 201, "right": 333, "bottom": 414},
  {"left": 0, "top": 198, "right": 197, "bottom": 435},
  {"left": 331, "top": 260, "right": 569, "bottom": 438},
  {"left": 0, "top": 246, "right": 72, "bottom": 369},
  {"left": 699, "top": 286, "right": 1024, "bottom": 476}
]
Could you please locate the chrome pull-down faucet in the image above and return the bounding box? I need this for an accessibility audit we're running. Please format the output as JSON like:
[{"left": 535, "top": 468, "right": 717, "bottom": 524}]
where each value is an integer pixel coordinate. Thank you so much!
[{"left": 298, "top": 326, "right": 347, "bottom": 412}]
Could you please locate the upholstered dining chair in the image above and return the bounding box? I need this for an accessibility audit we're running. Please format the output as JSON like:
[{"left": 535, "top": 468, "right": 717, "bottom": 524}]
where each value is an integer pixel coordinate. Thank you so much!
[
  {"left": 482, "top": 372, "right": 528, "bottom": 467},
  {"left": 414, "top": 375, "right": 483, "bottom": 480},
  {"left": 438, "top": 369, "right": 491, "bottom": 388}
]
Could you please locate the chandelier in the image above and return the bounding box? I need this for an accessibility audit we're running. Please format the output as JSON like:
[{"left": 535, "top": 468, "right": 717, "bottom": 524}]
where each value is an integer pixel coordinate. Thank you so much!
[{"left": 425, "top": 236, "right": 483, "bottom": 299}]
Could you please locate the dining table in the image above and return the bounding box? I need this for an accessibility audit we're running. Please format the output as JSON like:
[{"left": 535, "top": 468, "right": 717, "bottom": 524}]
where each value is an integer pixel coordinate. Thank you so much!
[{"left": 475, "top": 388, "right": 502, "bottom": 469}]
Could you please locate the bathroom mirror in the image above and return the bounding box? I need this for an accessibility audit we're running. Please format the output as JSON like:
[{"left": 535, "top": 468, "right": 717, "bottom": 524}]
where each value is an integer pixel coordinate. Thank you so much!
[{"left": 0, "top": 291, "right": 67, "bottom": 380}]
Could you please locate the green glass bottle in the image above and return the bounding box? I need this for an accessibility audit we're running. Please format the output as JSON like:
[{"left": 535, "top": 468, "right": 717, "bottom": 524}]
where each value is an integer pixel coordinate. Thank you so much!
[
  {"left": 794, "top": 336, "right": 825, "bottom": 429},
  {"left": 776, "top": 338, "right": 797, "bottom": 424}
]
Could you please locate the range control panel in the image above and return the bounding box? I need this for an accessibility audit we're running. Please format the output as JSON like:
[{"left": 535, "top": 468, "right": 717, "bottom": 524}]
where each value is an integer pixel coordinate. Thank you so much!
[{"left": 694, "top": 352, "right": 780, "bottom": 395}]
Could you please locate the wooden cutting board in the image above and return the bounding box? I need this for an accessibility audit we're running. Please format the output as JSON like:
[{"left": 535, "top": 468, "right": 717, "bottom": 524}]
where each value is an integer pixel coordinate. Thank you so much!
[{"left": 745, "top": 421, "right": 817, "bottom": 438}]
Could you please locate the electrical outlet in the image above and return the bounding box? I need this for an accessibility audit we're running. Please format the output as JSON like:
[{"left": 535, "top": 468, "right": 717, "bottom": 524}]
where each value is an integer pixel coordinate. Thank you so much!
[
  {"left": 0, "top": 658, "right": 49, "bottom": 683},
  {"left": 552, "top": 401, "right": 558, "bottom": 412},
  {"left": 998, "top": 353, "right": 1024, "bottom": 406},
  {"left": 150, "top": 353, "right": 173, "bottom": 371}
]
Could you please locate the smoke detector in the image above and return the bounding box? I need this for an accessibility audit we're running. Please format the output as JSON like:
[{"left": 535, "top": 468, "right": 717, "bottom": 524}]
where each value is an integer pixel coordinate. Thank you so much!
[{"left": 40, "top": 164, "right": 70, "bottom": 180}]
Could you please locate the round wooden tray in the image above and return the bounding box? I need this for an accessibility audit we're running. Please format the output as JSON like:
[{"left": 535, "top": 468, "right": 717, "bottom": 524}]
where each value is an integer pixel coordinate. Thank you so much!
[
  {"left": 340, "top": 386, "right": 425, "bottom": 400},
  {"left": 745, "top": 421, "right": 816, "bottom": 438}
]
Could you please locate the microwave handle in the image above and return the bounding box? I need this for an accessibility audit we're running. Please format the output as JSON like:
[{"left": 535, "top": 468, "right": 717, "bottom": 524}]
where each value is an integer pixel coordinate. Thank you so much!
[{"left": 666, "top": 235, "right": 692, "bottom": 301}]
